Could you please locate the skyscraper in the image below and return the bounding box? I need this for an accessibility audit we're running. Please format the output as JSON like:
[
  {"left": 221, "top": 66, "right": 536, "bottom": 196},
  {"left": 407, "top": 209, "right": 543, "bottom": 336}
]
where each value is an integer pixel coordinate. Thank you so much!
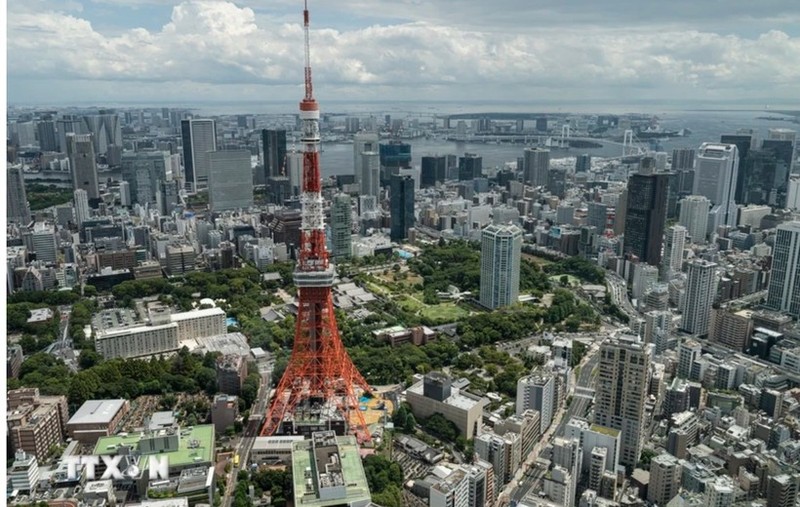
[
  {"left": 181, "top": 119, "right": 217, "bottom": 191},
  {"left": 81, "top": 111, "right": 122, "bottom": 156},
  {"left": 677, "top": 339, "right": 702, "bottom": 379},
  {"left": 121, "top": 151, "right": 171, "bottom": 206},
  {"left": 694, "top": 143, "right": 739, "bottom": 227},
  {"left": 681, "top": 260, "right": 718, "bottom": 336},
  {"left": 208, "top": 150, "right": 253, "bottom": 211},
  {"left": 767, "top": 222, "right": 800, "bottom": 318},
  {"left": 390, "top": 174, "right": 415, "bottom": 242},
  {"left": 421, "top": 155, "right": 447, "bottom": 187},
  {"left": 66, "top": 133, "right": 100, "bottom": 200},
  {"left": 37, "top": 121, "right": 58, "bottom": 152},
  {"left": 358, "top": 151, "right": 380, "bottom": 199},
  {"left": 73, "top": 189, "right": 90, "bottom": 226},
  {"left": 459, "top": 153, "right": 483, "bottom": 181},
  {"left": 261, "top": 129, "right": 287, "bottom": 180},
  {"left": 575, "top": 153, "right": 591, "bottom": 173},
  {"left": 56, "top": 115, "right": 87, "bottom": 153},
  {"left": 480, "top": 224, "right": 522, "bottom": 310},
  {"left": 720, "top": 134, "right": 752, "bottom": 203},
  {"left": 594, "top": 335, "right": 650, "bottom": 469},
  {"left": 523, "top": 147, "right": 550, "bottom": 187},
  {"left": 678, "top": 195, "right": 711, "bottom": 244},
  {"left": 331, "top": 194, "right": 352, "bottom": 260},
  {"left": 31, "top": 223, "right": 58, "bottom": 264},
  {"left": 661, "top": 225, "right": 686, "bottom": 281},
  {"left": 353, "top": 132, "right": 379, "bottom": 175},
  {"left": 623, "top": 171, "right": 669, "bottom": 264},
  {"left": 7, "top": 165, "right": 31, "bottom": 225},
  {"left": 516, "top": 373, "right": 554, "bottom": 431}
]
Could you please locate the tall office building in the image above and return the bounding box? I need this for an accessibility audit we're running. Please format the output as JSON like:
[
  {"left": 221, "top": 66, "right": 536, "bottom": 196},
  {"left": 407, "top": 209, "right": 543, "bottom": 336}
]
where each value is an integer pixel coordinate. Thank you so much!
[
  {"left": 37, "top": 121, "right": 58, "bottom": 152},
  {"left": 31, "top": 223, "right": 58, "bottom": 264},
  {"left": 121, "top": 151, "right": 172, "bottom": 206},
  {"left": 661, "top": 225, "right": 686, "bottom": 281},
  {"left": 623, "top": 171, "right": 669, "bottom": 264},
  {"left": 421, "top": 155, "right": 447, "bottom": 187},
  {"left": 767, "top": 222, "right": 800, "bottom": 318},
  {"left": 261, "top": 129, "right": 287, "bottom": 180},
  {"left": 353, "top": 132, "right": 379, "bottom": 174},
  {"left": 694, "top": 143, "right": 739, "bottom": 227},
  {"left": 390, "top": 175, "right": 415, "bottom": 242},
  {"left": 575, "top": 153, "right": 591, "bottom": 173},
  {"left": 357, "top": 151, "right": 380, "bottom": 199},
  {"left": 459, "top": 153, "right": 483, "bottom": 181},
  {"left": 331, "top": 194, "right": 352, "bottom": 260},
  {"left": 480, "top": 224, "right": 522, "bottom": 310},
  {"left": 720, "top": 134, "right": 752, "bottom": 203},
  {"left": 594, "top": 335, "right": 650, "bottom": 468},
  {"left": 181, "top": 119, "right": 217, "bottom": 191},
  {"left": 82, "top": 112, "right": 122, "bottom": 156},
  {"left": 671, "top": 148, "right": 696, "bottom": 171},
  {"left": 787, "top": 176, "right": 800, "bottom": 210},
  {"left": 7, "top": 165, "right": 31, "bottom": 225},
  {"left": 208, "top": 150, "right": 253, "bottom": 211},
  {"left": 523, "top": 147, "right": 550, "bottom": 187},
  {"left": 73, "top": 189, "right": 90, "bottom": 226},
  {"left": 678, "top": 195, "right": 711, "bottom": 244},
  {"left": 648, "top": 454, "right": 682, "bottom": 506},
  {"left": 66, "top": 133, "right": 100, "bottom": 200},
  {"left": 681, "top": 260, "right": 718, "bottom": 336},
  {"left": 516, "top": 373, "right": 554, "bottom": 431},
  {"left": 56, "top": 116, "right": 86, "bottom": 153}
]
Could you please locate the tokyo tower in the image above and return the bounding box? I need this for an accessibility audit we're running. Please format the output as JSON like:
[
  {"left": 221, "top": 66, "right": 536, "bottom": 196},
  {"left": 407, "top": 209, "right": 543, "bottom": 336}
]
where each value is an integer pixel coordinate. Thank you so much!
[{"left": 261, "top": 0, "right": 372, "bottom": 443}]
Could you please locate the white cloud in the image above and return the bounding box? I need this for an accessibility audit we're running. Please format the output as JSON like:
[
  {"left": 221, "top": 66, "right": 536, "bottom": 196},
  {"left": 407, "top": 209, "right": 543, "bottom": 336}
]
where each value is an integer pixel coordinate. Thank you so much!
[{"left": 7, "top": 0, "right": 800, "bottom": 104}]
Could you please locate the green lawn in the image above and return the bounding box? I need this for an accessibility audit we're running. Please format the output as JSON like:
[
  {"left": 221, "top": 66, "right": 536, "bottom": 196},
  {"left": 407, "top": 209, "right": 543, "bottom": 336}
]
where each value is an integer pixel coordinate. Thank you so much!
[{"left": 421, "top": 303, "right": 469, "bottom": 322}]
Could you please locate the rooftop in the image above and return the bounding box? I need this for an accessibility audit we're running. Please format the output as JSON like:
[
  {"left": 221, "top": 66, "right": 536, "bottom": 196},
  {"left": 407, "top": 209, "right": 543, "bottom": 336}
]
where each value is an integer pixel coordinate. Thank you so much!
[
  {"left": 291, "top": 433, "right": 370, "bottom": 507},
  {"left": 94, "top": 425, "right": 214, "bottom": 468},
  {"left": 589, "top": 424, "right": 620, "bottom": 438},
  {"left": 68, "top": 399, "right": 127, "bottom": 426}
]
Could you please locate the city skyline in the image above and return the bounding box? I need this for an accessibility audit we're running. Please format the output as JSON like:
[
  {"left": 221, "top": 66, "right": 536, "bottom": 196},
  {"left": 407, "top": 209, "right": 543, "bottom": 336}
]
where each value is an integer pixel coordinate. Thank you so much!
[{"left": 7, "top": 0, "right": 800, "bottom": 105}]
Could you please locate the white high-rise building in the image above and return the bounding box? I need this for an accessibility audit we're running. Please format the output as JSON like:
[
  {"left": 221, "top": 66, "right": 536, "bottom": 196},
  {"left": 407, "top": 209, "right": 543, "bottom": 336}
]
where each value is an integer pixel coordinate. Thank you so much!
[
  {"left": 632, "top": 263, "right": 659, "bottom": 301},
  {"left": 644, "top": 310, "right": 673, "bottom": 352},
  {"left": 74, "top": 189, "right": 90, "bottom": 226},
  {"left": 678, "top": 195, "right": 710, "bottom": 244},
  {"left": 694, "top": 143, "right": 739, "bottom": 227},
  {"left": 480, "top": 224, "right": 522, "bottom": 310},
  {"left": 82, "top": 112, "right": 122, "bottom": 156},
  {"left": 767, "top": 222, "right": 800, "bottom": 318},
  {"left": 353, "top": 132, "right": 379, "bottom": 175},
  {"left": 787, "top": 176, "right": 800, "bottom": 210},
  {"left": 681, "top": 260, "right": 718, "bottom": 336},
  {"left": 648, "top": 454, "right": 682, "bottom": 506},
  {"left": 119, "top": 181, "right": 131, "bottom": 207},
  {"left": 516, "top": 374, "right": 554, "bottom": 430},
  {"left": 677, "top": 339, "right": 702, "bottom": 379},
  {"left": 208, "top": 150, "right": 253, "bottom": 211},
  {"left": 661, "top": 225, "right": 686, "bottom": 280},
  {"left": 429, "top": 468, "right": 470, "bottom": 507},
  {"left": 358, "top": 151, "right": 380, "bottom": 199},
  {"left": 594, "top": 334, "right": 650, "bottom": 468}
]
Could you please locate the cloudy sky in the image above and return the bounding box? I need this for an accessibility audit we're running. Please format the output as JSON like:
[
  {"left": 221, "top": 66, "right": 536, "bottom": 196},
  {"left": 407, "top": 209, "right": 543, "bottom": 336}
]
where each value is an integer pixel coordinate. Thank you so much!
[{"left": 7, "top": 0, "right": 800, "bottom": 107}]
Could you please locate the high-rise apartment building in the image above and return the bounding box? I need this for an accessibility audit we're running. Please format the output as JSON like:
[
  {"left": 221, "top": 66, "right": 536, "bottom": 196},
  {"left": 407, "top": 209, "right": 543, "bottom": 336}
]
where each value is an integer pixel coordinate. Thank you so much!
[
  {"left": 523, "top": 147, "right": 550, "bottom": 188},
  {"left": 648, "top": 453, "right": 682, "bottom": 506},
  {"left": 678, "top": 195, "right": 711, "bottom": 244},
  {"left": 31, "top": 223, "right": 58, "bottom": 264},
  {"left": 7, "top": 165, "right": 31, "bottom": 225},
  {"left": 66, "top": 133, "right": 100, "bottom": 200},
  {"left": 767, "top": 221, "right": 800, "bottom": 318},
  {"left": 480, "top": 224, "right": 522, "bottom": 310},
  {"left": 623, "top": 171, "right": 668, "bottom": 264},
  {"left": 677, "top": 339, "right": 702, "bottom": 379},
  {"left": 261, "top": 129, "right": 287, "bottom": 180},
  {"left": 661, "top": 225, "right": 686, "bottom": 281},
  {"left": 208, "top": 150, "right": 253, "bottom": 211},
  {"left": 331, "top": 194, "right": 352, "bottom": 260},
  {"left": 694, "top": 143, "right": 739, "bottom": 227},
  {"left": 516, "top": 373, "right": 554, "bottom": 431},
  {"left": 390, "top": 175, "right": 415, "bottom": 242},
  {"left": 681, "top": 260, "right": 719, "bottom": 336},
  {"left": 37, "top": 121, "right": 58, "bottom": 152},
  {"left": 181, "top": 119, "right": 217, "bottom": 191},
  {"left": 594, "top": 335, "right": 650, "bottom": 468}
]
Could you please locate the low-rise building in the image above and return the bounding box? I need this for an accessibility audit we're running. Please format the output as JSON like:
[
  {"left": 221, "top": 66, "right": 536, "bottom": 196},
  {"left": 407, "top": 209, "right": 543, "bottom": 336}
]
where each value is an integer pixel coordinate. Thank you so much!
[
  {"left": 406, "top": 373, "right": 488, "bottom": 440},
  {"left": 66, "top": 399, "right": 130, "bottom": 443},
  {"left": 7, "top": 388, "right": 68, "bottom": 460}
]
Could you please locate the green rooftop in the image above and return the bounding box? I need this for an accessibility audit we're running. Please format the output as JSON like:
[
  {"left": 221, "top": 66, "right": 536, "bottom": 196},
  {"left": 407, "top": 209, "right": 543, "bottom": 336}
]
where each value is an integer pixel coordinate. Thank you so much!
[
  {"left": 590, "top": 424, "right": 620, "bottom": 438},
  {"left": 291, "top": 434, "right": 371, "bottom": 507},
  {"left": 94, "top": 425, "right": 215, "bottom": 469}
]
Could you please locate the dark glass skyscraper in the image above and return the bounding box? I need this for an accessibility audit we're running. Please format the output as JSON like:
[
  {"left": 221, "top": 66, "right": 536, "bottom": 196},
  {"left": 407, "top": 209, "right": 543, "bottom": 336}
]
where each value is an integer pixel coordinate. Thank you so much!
[
  {"left": 421, "top": 155, "right": 446, "bottom": 187},
  {"left": 390, "top": 175, "right": 415, "bottom": 241},
  {"left": 624, "top": 171, "right": 669, "bottom": 265},
  {"left": 458, "top": 153, "right": 483, "bottom": 181},
  {"left": 261, "top": 129, "right": 287, "bottom": 179},
  {"left": 721, "top": 134, "right": 752, "bottom": 203}
]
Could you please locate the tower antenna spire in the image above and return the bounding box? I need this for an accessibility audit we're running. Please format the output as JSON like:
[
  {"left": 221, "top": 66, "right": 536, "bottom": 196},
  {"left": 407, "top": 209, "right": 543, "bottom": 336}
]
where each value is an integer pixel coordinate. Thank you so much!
[{"left": 303, "top": 0, "right": 313, "bottom": 101}]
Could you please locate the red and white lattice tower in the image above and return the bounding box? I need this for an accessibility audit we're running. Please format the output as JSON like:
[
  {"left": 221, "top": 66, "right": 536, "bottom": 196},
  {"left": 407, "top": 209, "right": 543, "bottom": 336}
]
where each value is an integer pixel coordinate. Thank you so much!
[{"left": 261, "top": 0, "right": 372, "bottom": 443}]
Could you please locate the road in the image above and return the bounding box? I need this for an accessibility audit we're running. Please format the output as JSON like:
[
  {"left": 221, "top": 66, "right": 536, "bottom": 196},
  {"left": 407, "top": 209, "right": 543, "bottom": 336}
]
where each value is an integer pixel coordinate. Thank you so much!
[
  {"left": 502, "top": 344, "right": 601, "bottom": 506},
  {"left": 46, "top": 306, "right": 78, "bottom": 372},
  {"left": 222, "top": 366, "right": 272, "bottom": 507},
  {"left": 607, "top": 274, "right": 639, "bottom": 322}
]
